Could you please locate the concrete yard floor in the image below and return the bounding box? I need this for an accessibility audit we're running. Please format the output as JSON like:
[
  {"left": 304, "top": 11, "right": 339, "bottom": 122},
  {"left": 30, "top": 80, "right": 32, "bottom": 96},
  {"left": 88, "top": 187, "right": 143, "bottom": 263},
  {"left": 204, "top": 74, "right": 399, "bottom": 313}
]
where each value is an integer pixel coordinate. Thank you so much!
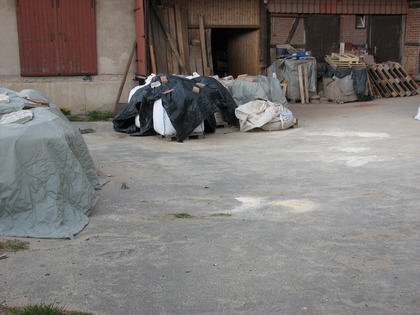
[{"left": 1, "top": 96, "right": 420, "bottom": 314}]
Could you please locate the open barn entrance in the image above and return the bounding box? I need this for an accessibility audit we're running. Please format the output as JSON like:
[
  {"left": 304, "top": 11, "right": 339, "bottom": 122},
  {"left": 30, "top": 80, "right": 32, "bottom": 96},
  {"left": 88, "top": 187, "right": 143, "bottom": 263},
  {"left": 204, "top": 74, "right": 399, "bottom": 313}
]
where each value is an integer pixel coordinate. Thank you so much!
[{"left": 211, "top": 28, "right": 259, "bottom": 78}]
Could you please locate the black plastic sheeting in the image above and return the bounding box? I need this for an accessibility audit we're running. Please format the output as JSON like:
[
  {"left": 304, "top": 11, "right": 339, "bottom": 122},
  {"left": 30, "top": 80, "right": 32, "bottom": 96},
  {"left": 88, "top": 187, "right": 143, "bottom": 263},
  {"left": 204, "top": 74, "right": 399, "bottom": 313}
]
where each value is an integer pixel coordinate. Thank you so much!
[
  {"left": 318, "top": 65, "right": 373, "bottom": 101},
  {"left": 113, "top": 74, "right": 238, "bottom": 142}
]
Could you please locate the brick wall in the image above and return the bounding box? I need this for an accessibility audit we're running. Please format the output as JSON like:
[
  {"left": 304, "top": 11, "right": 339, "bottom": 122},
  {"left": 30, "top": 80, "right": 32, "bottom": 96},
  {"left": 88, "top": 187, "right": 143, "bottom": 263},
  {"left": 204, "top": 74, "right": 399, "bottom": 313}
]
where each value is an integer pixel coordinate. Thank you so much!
[
  {"left": 270, "top": 15, "right": 305, "bottom": 62},
  {"left": 340, "top": 15, "right": 368, "bottom": 49},
  {"left": 403, "top": 2, "right": 420, "bottom": 74},
  {"left": 270, "top": 12, "right": 419, "bottom": 74},
  {"left": 271, "top": 16, "right": 305, "bottom": 46},
  {"left": 270, "top": 14, "right": 368, "bottom": 61}
]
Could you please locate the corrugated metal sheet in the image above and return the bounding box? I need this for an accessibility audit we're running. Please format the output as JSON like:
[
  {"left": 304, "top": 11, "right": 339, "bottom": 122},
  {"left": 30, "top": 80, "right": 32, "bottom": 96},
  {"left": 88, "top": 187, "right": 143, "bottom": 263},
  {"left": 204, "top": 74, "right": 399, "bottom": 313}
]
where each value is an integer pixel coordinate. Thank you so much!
[
  {"left": 16, "top": 0, "right": 97, "bottom": 76},
  {"left": 268, "top": 0, "right": 408, "bottom": 15}
]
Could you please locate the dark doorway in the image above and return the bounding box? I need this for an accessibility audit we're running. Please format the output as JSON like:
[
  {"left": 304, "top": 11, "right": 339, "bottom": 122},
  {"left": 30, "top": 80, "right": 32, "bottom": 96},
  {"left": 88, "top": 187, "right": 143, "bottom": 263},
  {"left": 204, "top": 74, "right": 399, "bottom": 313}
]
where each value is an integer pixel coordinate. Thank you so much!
[
  {"left": 368, "top": 15, "right": 402, "bottom": 63},
  {"left": 211, "top": 28, "right": 259, "bottom": 77},
  {"left": 211, "top": 29, "right": 229, "bottom": 77},
  {"left": 304, "top": 15, "right": 340, "bottom": 62}
]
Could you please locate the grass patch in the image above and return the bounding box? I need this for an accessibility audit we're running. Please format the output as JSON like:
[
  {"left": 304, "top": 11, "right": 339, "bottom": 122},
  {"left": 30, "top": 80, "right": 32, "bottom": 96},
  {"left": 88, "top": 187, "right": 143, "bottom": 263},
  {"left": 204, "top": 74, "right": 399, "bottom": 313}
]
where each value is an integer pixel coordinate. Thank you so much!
[
  {"left": 174, "top": 213, "right": 194, "bottom": 219},
  {"left": 67, "top": 115, "right": 85, "bottom": 122},
  {"left": 59, "top": 107, "right": 71, "bottom": 116},
  {"left": 85, "top": 111, "right": 112, "bottom": 121},
  {"left": 0, "top": 239, "right": 29, "bottom": 252},
  {"left": 0, "top": 303, "right": 94, "bottom": 315},
  {"left": 62, "top": 110, "right": 113, "bottom": 122},
  {"left": 211, "top": 213, "right": 232, "bottom": 217}
]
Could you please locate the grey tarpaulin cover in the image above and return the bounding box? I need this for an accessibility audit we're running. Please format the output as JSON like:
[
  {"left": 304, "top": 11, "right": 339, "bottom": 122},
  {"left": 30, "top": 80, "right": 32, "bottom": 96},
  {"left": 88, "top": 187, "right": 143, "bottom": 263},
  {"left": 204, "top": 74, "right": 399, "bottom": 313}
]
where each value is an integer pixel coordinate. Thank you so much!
[
  {"left": 267, "top": 57, "right": 317, "bottom": 100},
  {"left": 0, "top": 89, "right": 104, "bottom": 238},
  {"left": 0, "top": 88, "right": 25, "bottom": 114},
  {"left": 317, "top": 65, "right": 370, "bottom": 100},
  {"left": 226, "top": 75, "right": 288, "bottom": 107}
]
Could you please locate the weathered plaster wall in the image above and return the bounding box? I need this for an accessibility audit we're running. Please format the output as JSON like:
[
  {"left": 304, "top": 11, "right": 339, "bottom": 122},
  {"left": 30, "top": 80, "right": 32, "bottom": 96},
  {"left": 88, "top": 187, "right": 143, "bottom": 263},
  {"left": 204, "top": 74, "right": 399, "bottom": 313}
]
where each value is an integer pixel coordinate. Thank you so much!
[
  {"left": 0, "top": 0, "right": 21, "bottom": 76},
  {"left": 0, "top": 0, "right": 138, "bottom": 114}
]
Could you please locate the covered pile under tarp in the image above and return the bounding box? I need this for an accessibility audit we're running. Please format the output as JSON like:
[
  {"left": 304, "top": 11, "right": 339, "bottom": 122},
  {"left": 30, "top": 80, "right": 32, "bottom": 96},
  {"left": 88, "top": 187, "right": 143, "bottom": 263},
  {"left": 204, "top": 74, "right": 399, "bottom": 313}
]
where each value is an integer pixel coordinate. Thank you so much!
[
  {"left": 318, "top": 65, "right": 370, "bottom": 101},
  {"left": 267, "top": 57, "right": 317, "bottom": 101},
  {"left": 224, "top": 75, "right": 288, "bottom": 107},
  {"left": 235, "top": 100, "right": 296, "bottom": 132},
  {"left": 113, "top": 74, "right": 238, "bottom": 142},
  {"left": 0, "top": 89, "right": 104, "bottom": 238}
]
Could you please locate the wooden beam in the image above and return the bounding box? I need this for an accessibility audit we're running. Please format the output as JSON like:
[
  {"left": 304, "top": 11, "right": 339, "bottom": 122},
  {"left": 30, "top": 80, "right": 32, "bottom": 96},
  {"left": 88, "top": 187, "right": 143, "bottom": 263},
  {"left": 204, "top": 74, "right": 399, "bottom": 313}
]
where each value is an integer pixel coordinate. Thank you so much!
[
  {"left": 163, "top": 7, "right": 174, "bottom": 74},
  {"left": 198, "top": 15, "right": 209, "bottom": 76},
  {"left": 175, "top": 5, "right": 186, "bottom": 72},
  {"left": 191, "top": 40, "right": 204, "bottom": 75},
  {"left": 205, "top": 29, "right": 213, "bottom": 75},
  {"left": 113, "top": 40, "right": 136, "bottom": 116},
  {"left": 303, "top": 63, "right": 309, "bottom": 103},
  {"left": 298, "top": 64, "right": 305, "bottom": 104},
  {"left": 149, "top": 44, "right": 157, "bottom": 74},
  {"left": 149, "top": 4, "right": 168, "bottom": 74},
  {"left": 285, "top": 17, "right": 300, "bottom": 44},
  {"left": 150, "top": 0, "right": 186, "bottom": 74},
  {"left": 167, "top": 6, "right": 179, "bottom": 74}
]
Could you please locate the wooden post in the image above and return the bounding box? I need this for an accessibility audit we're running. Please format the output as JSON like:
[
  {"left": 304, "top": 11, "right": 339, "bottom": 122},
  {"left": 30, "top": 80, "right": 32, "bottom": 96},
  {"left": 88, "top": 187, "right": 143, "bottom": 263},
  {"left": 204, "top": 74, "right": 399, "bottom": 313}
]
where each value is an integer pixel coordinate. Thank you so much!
[
  {"left": 285, "top": 18, "right": 300, "bottom": 44},
  {"left": 205, "top": 29, "right": 213, "bottom": 75},
  {"left": 113, "top": 40, "right": 136, "bottom": 116},
  {"left": 150, "top": 0, "right": 186, "bottom": 74},
  {"left": 298, "top": 64, "right": 305, "bottom": 104},
  {"left": 149, "top": 44, "right": 157, "bottom": 74},
  {"left": 303, "top": 63, "right": 309, "bottom": 103},
  {"left": 175, "top": 5, "right": 186, "bottom": 71},
  {"left": 198, "top": 15, "right": 209, "bottom": 76}
]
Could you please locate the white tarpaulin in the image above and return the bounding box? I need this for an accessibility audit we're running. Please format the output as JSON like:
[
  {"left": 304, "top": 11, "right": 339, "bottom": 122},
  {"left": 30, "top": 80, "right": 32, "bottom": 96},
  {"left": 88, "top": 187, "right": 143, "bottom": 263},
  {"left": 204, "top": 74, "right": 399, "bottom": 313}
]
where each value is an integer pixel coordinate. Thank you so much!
[
  {"left": 414, "top": 106, "right": 420, "bottom": 120},
  {"left": 0, "top": 89, "right": 105, "bottom": 238},
  {"left": 235, "top": 100, "right": 296, "bottom": 132}
]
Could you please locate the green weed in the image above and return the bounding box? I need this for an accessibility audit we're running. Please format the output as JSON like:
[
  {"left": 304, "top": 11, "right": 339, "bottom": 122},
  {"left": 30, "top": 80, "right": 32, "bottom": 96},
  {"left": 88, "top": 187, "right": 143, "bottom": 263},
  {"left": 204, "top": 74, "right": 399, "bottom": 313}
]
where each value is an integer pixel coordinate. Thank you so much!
[
  {"left": 59, "top": 107, "right": 71, "bottom": 116},
  {"left": 174, "top": 213, "right": 194, "bottom": 219},
  {"left": 0, "top": 303, "right": 94, "bottom": 315},
  {"left": 85, "top": 111, "right": 112, "bottom": 121},
  {"left": 0, "top": 239, "right": 29, "bottom": 251}
]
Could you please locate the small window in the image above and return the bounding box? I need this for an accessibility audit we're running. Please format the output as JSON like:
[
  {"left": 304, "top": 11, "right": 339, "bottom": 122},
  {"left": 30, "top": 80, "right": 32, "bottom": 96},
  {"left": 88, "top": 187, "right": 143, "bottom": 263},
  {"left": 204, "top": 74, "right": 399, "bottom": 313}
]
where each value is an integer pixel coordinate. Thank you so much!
[{"left": 355, "top": 15, "right": 366, "bottom": 29}]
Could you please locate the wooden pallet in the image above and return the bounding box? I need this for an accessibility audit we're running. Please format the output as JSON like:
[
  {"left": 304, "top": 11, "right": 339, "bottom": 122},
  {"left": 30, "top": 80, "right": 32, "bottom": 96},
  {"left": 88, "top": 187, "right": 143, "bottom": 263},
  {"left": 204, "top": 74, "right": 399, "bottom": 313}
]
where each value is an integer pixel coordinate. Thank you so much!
[
  {"left": 368, "top": 62, "right": 420, "bottom": 98},
  {"left": 388, "top": 62, "right": 420, "bottom": 94},
  {"left": 325, "top": 53, "right": 366, "bottom": 69},
  {"left": 157, "top": 132, "right": 205, "bottom": 141}
]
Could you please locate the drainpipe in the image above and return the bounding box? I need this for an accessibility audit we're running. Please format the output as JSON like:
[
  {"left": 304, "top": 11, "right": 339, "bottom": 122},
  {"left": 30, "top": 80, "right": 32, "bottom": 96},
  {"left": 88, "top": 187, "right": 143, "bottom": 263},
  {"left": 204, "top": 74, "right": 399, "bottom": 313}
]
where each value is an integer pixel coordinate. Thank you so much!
[{"left": 135, "top": 0, "right": 147, "bottom": 79}]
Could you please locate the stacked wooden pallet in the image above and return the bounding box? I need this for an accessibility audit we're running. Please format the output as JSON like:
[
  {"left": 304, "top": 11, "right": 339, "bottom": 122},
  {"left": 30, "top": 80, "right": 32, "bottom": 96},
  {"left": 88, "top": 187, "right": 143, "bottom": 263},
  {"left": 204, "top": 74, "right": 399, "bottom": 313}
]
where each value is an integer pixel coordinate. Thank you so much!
[
  {"left": 368, "top": 62, "right": 420, "bottom": 98},
  {"left": 325, "top": 53, "right": 366, "bottom": 69}
]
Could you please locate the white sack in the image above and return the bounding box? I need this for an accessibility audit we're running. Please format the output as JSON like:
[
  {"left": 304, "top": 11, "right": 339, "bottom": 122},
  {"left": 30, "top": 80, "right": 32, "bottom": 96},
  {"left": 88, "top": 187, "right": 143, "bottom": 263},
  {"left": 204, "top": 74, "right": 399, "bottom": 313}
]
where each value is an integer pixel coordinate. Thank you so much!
[
  {"left": 128, "top": 73, "right": 156, "bottom": 102},
  {"left": 153, "top": 99, "right": 204, "bottom": 136},
  {"left": 414, "top": 106, "right": 420, "bottom": 120},
  {"left": 235, "top": 100, "right": 296, "bottom": 132}
]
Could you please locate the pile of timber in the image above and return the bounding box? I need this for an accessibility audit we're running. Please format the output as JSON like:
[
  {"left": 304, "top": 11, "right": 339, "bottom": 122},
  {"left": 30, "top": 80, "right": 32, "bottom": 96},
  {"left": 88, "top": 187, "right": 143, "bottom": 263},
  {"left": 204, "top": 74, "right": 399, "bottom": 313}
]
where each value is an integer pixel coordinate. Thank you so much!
[
  {"left": 149, "top": 3, "right": 212, "bottom": 76},
  {"left": 367, "top": 62, "right": 420, "bottom": 98},
  {"left": 325, "top": 53, "right": 366, "bottom": 69},
  {"left": 297, "top": 63, "right": 310, "bottom": 104}
]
